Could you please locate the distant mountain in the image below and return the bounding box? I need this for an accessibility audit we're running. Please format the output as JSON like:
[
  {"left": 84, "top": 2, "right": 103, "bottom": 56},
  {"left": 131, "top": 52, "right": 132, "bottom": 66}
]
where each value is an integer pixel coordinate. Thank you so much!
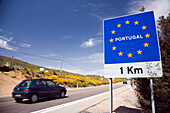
[{"left": 0, "top": 55, "right": 80, "bottom": 75}]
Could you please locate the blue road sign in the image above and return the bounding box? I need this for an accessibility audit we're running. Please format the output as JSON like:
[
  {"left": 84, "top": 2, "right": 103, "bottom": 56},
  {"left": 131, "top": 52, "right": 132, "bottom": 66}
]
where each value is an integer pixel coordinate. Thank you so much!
[{"left": 104, "top": 11, "right": 160, "bottom": 64}]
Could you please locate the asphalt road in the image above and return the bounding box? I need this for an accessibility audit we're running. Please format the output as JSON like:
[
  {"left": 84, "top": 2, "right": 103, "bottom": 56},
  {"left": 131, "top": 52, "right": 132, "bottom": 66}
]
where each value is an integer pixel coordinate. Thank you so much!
[{"left": 0, "top": 83, "right": 125, "bottom": 113}]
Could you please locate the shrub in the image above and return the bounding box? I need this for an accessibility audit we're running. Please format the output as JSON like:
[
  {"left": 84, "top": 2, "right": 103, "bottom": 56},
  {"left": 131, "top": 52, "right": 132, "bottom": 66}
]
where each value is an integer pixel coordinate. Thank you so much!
[{"left": 0, "top": 65, "right": 14, "bottom": 72}]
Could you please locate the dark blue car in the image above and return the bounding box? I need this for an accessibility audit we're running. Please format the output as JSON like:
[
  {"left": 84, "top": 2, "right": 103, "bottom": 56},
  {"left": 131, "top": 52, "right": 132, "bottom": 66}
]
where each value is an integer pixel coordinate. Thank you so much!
[{"left": 12, "top": 79, "right": 67, "bottom": 103}]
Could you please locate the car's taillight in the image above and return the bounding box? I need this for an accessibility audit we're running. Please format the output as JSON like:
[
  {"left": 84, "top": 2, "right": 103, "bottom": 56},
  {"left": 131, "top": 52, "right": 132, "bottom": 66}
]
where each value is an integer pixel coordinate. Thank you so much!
[
  {"left": 13, "top": 89, "right": 15, "bottom": 92},
  {"left": 23, "top": 89, "right": 30, "bottom": 92}
]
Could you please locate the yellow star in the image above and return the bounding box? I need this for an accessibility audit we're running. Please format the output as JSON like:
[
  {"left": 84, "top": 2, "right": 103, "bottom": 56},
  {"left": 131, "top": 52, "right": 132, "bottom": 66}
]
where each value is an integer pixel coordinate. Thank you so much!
[
  {"left": 118, "top": 51, "right": 123, "bottom": 56},
  {"left": 134, "top": 21, "right": 139, "bottom": 25},
  {"left": 145, "top": 33, "right": 150, "bottom": 38},
  {"left": 127, "top": 53, "right": 133, "bottom": 58},
  {"left": 143, "top": 42, "right": 149, "bottom": 47},
  {"left": 117, "top": 24, "right": 121, "bottom": 28},
  {"left": 125, "top": 20, "right": 130, "bottom": 24},
  {"left": 112, "top": 46, "right": 116, "bottom": 50},
  {"left": 110, "top": 38, "right": 114, "bottom": 42},
  {"left": 111, "top": 30, "right": 115, "bottom": 34},
  {"left": 137, "top": 49, "right": 142, "bottom": 54},
  {"left": 141, "top": 25, "right": 147, "bottom": 30}
]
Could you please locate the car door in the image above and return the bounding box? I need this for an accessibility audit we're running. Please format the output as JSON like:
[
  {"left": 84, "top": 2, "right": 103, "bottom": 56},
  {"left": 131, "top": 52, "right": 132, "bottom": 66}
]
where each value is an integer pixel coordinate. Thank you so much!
[
  {"left": 31, "top": 80, "right": 49, "bottom": 98},
  {"left": 46, "top": 80, "right": 60, "bottom": 97}
]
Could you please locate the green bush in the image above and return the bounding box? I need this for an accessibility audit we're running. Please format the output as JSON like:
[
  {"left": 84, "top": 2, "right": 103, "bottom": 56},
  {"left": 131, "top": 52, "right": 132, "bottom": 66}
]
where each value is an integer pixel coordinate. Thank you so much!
[
  {"left": 135, "top": 13, "right": 170, "bottom": 113},
  {"left": 0, "top": 65, "right": 14, "bottom": 72}
]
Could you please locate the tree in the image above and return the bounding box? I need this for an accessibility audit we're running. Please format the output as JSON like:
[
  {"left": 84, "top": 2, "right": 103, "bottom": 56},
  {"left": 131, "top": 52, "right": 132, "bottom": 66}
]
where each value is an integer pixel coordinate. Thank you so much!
[
  {"left": 140, "top": 6, "right": 145, "bottom": 12},
  {"left": 135, "top": 13, "right": 170, "bottom": 113},
  {"left": 53, "top": 71, "right": 57, "bottom": 75},
  {"left": 154, "top": 13, "right": 170, "bottom": 113}
]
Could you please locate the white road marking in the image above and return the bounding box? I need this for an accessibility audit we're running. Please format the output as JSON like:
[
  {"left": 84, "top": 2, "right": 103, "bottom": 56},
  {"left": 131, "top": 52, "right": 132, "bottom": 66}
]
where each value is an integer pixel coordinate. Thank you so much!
[
  {"left": 67, "top": 85, "right": 109, "bottom": 90},
  {"left": 31, "top": 91, "right": 109, "bottom": 113}
]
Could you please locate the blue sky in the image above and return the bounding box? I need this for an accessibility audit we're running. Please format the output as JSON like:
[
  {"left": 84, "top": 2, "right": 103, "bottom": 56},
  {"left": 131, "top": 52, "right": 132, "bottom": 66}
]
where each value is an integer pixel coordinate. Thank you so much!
[{"left": 0, "top": 0, "right": 169, "bottom": 75}]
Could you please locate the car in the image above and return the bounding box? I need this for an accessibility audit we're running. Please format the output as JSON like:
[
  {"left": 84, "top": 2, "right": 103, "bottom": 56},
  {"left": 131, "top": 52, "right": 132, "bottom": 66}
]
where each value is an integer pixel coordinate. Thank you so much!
[
  {"left": 123, "top": 80, "right": 127, "bottom": 84},
  {"left": 12, "top": 79, "right": 67, "bottom": 103}
]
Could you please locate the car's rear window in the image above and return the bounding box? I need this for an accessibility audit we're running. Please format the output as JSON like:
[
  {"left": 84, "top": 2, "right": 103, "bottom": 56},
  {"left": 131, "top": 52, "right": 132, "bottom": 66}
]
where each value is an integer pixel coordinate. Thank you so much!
[{"left": 18, "top": 80, "right": 32, "bottom": 87}]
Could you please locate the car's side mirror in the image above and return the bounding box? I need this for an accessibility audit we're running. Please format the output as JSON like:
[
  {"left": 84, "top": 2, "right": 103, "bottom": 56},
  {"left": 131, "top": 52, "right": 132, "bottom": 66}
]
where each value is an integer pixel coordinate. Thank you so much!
[{"left": 56, "top": 84, "right": 59, "bottom": 87}]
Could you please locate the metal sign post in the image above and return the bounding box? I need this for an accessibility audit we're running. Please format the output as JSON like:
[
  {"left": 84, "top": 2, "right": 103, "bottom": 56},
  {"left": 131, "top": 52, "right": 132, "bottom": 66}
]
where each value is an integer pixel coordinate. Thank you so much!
[
  {"left": 109, "top": 78, "right": 113, "bottom": 113},
  {"left": 132, "top": 79, "right": 134, "bottom": 93},
  {"left": 150, "top": 79, "right": 155, "bottom": 113}
]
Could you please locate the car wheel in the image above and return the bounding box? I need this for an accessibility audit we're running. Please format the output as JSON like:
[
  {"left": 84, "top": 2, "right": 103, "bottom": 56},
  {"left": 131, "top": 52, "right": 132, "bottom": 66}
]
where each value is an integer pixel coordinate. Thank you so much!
[
  {"left": 15, "top": 98, "right": 23, "bottom": 103},
  {"left": 60, "top": 91, "right": 65, "bottom": 98},
  {"left": 29, "top": 94, "right": 38, "bottom": 103}
]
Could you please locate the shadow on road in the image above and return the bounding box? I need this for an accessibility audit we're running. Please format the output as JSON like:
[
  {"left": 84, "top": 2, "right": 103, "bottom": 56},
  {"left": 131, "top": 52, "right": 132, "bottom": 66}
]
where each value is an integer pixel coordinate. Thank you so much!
[
  {"left": 113, "top": 106, "right": 141, "bottom": 113},
  {"left": 15, "top": 96, "right": 69, "bottom": 104}
]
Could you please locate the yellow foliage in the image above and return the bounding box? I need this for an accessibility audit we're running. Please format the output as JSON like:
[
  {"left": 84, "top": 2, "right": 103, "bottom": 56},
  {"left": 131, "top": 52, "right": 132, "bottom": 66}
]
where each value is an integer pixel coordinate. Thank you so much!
[
  {"left": 31, "top": 69, "right": 111, "bottom": 87},
  {"left": 26, "top": 68, "right": 31, "bottom": 72},
  {"left": 34, "top": 70, "right": 41, "bottom": 73},
  {"left": 24, "top": 74, "right": 29, "bottom": 77}
]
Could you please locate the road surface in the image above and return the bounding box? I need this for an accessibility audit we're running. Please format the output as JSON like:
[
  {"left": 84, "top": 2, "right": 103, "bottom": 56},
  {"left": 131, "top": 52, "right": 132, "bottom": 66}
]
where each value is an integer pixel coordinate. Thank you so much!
[{"left": 0, "top": 83, "right": 125, "bottom": 113}]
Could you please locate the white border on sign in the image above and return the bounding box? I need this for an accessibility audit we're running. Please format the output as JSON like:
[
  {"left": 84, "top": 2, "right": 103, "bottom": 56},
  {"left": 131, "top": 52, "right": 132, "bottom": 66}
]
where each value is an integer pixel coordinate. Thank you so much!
[
  {"left": 104, "top": 61, "right": 162, "bottom": 78},
  {"left": 103, "top": 11, "right": 163, "bottom": 78}
]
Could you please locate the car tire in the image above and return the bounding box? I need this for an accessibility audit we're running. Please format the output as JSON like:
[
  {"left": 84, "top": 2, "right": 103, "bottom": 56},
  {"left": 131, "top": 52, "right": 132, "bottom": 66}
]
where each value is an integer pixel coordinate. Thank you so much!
[
  {"left": 15, "top": 98, "right": 23, "bottom": 103},
  {"left": 60, "top": 91, "right": 65, "bottom": 98},
  {"left": 29, "top": 94, "right": 38, "bottom": 103}
]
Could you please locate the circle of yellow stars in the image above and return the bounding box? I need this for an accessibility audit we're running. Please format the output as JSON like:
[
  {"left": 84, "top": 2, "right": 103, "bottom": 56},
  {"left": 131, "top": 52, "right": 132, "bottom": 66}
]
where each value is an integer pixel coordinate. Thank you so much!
[{"left": 109, "top": 20, "right": 150, "bottom": 58}]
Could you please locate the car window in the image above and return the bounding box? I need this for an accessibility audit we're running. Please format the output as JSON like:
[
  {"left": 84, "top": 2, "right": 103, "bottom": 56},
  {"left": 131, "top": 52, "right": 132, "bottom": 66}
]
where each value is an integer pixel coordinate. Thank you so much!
[
  {"left": 35, "top": 80, "right": 47, "bottom": 87},
  {"left": 19, "top": 80, "right": 32, "bottom": 87},
  {"left": 46, "top": 81, "right": 56, "bottom": 87}
]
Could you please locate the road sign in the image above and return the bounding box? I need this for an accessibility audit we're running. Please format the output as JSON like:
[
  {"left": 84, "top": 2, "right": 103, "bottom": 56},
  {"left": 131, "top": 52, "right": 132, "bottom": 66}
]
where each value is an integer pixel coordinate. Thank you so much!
[{"left": 104, "top": 11, "right": 162, "bottom": 78}]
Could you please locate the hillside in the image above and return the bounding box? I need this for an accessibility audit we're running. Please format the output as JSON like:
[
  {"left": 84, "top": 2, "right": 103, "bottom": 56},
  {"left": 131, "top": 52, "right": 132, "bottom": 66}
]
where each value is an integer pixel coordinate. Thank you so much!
[
  {"left": 0, "top": 55, "right": 42, "bottom": 70},
  {"left": 0, "top": 55, "right": 80, "bottom": 75},
  {"left": 0, "top": 55, "right": 125, "bottom": 96}
]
